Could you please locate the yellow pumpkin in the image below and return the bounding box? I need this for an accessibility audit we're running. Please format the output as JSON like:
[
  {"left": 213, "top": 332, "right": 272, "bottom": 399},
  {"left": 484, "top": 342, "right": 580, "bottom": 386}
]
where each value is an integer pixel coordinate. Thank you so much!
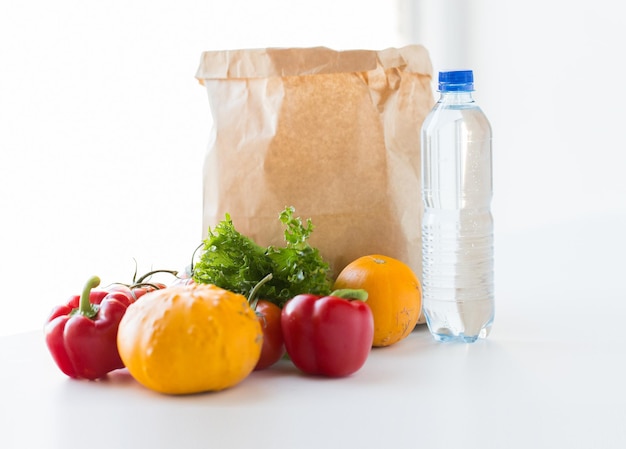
[
  {"left": 117, "top": 283, "right": 262, "bottom": 395},
  {"left": 333, "top": 255, "right": 421, "bottom": 347}
]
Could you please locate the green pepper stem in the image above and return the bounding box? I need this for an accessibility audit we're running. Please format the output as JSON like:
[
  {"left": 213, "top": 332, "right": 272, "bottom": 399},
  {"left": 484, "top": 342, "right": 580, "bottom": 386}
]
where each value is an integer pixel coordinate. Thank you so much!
[
  {"left": 78, "top": 276, "right": 101, "bottom": 319},
  {"left": 329, "top": 288, "right": 368, "bottom": 302}
]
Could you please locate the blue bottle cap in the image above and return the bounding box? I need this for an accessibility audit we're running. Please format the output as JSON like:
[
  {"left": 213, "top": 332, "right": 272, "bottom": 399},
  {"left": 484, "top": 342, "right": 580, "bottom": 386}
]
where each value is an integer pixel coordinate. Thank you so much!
[{"left": 438, "top": 70, "right": 474, "bottom": 92}]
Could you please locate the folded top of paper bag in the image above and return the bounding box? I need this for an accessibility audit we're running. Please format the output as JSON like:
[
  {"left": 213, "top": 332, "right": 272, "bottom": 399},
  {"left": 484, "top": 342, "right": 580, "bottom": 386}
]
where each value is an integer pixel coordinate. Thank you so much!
[{"left": 195, "top": 45, "right": 433, "bottom": 81}]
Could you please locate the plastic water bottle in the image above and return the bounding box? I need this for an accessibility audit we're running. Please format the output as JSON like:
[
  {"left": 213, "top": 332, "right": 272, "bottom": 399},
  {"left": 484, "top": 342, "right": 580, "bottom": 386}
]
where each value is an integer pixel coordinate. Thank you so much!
[{"left": 420, "top": 70, "right": 494, "bottom": 343}]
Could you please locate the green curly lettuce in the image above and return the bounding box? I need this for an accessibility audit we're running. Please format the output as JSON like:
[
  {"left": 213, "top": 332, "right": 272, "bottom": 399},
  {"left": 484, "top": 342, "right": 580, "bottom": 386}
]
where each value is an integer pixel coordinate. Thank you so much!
[{"left": 192, "top": 207, "right": 332, "bottom": 307}]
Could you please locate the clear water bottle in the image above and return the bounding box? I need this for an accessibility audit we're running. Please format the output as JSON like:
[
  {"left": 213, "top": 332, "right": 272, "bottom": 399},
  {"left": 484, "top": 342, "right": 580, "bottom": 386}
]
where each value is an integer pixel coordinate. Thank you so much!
[{"left": 421, "top": 70, "right": 494, "bottom": 343}]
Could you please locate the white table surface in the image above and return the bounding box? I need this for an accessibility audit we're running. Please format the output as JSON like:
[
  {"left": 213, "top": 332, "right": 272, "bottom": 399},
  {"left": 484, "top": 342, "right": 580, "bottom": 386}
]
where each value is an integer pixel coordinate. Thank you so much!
[{"left": 2, "top": 214, "right": 625, "bottom": 449}]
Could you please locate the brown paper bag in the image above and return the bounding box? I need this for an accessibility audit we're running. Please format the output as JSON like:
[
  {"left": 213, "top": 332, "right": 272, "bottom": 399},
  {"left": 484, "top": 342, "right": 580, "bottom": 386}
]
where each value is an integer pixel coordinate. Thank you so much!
[{"left": 195, "top": 46, "right": 434, "bottom": 280}]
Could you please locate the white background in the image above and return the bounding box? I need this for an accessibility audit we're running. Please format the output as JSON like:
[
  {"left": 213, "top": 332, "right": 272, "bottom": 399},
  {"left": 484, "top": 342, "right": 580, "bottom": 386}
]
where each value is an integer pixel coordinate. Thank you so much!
[{"left": 1, "top": 0, "right": 624, "bottom": 336}]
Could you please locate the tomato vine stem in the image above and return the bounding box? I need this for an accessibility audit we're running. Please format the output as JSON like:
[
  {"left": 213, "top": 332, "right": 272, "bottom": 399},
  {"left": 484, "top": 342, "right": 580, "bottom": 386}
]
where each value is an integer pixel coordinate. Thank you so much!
[{"left": 248, "top": 273, "right": 274, "bottom": 310}]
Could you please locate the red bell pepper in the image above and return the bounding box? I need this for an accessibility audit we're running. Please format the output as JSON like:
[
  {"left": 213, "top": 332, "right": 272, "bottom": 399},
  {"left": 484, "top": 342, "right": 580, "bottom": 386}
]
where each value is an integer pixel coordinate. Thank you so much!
[
  {"left": 281, "top": 290, "right": 374, "bottom": 377},
  {"left": 44, "top": 276, "right": 132, "bottom": 380}
]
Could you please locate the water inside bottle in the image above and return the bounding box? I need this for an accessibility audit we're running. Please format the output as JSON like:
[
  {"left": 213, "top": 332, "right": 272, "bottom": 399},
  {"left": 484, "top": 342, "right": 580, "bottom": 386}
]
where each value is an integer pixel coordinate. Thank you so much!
[
  {"left": 421, "top": 104, "right": 494, "bottom": 342},
  {"left": 422, "top": 208, "right": 494, "bottom": 342}
]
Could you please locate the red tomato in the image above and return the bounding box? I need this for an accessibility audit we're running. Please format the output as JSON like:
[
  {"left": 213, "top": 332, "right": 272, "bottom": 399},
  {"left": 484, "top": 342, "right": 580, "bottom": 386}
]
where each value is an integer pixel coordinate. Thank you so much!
[
  {"left": 132, "top": 283, "right": 167, "bottom": 300},
  {"left": 107, "top": 283, "right": 167, "bottom": 303},
  {"left": 104, "top": 285, "right": 139, "bottom": 303},
  {"left": 254, "top": 300, "right": 285, "bottom": 370}
]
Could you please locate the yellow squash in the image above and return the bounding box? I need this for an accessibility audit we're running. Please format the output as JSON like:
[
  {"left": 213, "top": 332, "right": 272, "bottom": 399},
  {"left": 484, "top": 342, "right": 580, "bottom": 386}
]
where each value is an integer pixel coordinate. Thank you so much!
[{"left": 117, "top": 283, "right": 262, "bottom": 395}]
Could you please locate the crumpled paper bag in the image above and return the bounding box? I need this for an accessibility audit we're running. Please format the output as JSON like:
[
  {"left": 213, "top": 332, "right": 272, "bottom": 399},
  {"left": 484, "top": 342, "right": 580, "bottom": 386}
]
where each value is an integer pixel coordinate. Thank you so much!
[{"left": 195, "top": 45, "right": 434, "bottom": 280}]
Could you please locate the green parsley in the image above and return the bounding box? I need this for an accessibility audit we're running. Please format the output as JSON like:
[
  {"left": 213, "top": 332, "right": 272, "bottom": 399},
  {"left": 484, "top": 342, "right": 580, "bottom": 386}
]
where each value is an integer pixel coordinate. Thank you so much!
[{"left": 192, "top": 207, "right": 332, "bottom": 307}]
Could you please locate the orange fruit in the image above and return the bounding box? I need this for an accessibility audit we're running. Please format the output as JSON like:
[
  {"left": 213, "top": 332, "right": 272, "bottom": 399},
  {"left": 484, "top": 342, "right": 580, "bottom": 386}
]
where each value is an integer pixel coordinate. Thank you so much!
[{"left": 333, "top": 255, "right": 421, "bottom": 347}]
